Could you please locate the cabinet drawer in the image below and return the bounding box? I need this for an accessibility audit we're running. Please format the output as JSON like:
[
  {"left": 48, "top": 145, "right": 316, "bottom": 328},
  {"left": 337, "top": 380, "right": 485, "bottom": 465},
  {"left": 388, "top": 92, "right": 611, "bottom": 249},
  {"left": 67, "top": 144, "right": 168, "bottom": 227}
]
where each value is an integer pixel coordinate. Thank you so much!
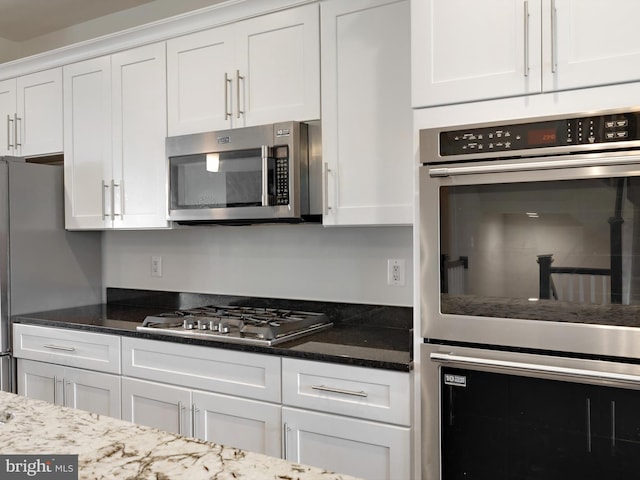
[
  {"left": 282, "top": 358, "right": 411, "bottom": 426},
  {"left": 13, "top": 324, "right": 121, "bottom": 374},
  {"left": 122, "top": 337, "right": 281, "bottom": 402}
]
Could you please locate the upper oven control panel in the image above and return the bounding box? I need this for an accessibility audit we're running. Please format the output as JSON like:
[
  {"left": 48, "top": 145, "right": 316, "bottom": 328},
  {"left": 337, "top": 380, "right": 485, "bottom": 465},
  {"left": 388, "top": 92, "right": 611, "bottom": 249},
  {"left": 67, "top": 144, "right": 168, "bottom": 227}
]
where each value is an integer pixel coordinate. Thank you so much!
[{"left": 437, "top": 111, "right": 640, "bottom": 157}]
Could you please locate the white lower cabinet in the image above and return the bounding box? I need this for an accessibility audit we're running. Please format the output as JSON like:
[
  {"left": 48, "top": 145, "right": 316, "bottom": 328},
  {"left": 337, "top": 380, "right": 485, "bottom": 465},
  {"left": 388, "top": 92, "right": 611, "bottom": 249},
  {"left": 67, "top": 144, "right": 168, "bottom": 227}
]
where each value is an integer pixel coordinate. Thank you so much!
[
  {"left": 121, "top": 377, "right": 191, "bottom": 435},
  {"left": 13, "top": 324, "right": 122, "bottom": 419},
  {"left": 193, "top": 390, "right": 281, "bottom": 457},
  {"left": 282, "top": 407, "right": 411, "bottom": 480},
  {"left": 282, "top": 358, "right": 411, "bottom": 480},
  {"left": 122, "top": 338, "right": 282, "bottom": 457},
  {"left": 14, "top": 326, "right": 412, "bottom": 476},
  {"left": 17, "top": 358, "right": 121, "bottom": 418},
  {"left": 121, "top": 376, "right": 281, "bottom": 457}
]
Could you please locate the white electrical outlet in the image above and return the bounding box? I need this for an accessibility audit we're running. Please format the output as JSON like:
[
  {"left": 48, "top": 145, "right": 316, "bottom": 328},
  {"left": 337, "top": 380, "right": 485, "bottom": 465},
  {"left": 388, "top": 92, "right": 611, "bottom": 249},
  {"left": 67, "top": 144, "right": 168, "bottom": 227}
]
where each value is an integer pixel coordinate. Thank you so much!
[
  {"left": 387, "top": 259, "right": 405, "bottom": 286},
  {"left": 151, "top": 255, "right": 162, "bottom": 277}
]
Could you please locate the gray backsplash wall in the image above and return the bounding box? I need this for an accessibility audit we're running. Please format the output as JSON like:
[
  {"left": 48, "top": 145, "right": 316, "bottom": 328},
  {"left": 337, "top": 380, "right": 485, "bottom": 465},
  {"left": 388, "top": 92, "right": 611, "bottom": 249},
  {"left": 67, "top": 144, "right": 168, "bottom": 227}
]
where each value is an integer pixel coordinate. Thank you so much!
[{"left": 103, "top": 224, "right": 413, "bottom": 306}]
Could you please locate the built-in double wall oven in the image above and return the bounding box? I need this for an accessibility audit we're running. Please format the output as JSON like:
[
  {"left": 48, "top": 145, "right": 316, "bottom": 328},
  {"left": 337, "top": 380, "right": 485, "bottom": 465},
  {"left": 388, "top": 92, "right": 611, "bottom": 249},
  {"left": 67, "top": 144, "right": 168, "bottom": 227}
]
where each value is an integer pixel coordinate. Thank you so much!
[{"left": 419, "top": 108, "right": 640, "bottom": 479}]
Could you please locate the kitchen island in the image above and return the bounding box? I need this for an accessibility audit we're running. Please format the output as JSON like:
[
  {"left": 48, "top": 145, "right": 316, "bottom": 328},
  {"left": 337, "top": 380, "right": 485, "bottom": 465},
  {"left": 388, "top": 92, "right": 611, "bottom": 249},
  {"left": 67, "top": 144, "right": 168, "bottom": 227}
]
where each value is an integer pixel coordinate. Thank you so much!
[{"left": 0, "top": 391, "right": 361, "bottom": 480}]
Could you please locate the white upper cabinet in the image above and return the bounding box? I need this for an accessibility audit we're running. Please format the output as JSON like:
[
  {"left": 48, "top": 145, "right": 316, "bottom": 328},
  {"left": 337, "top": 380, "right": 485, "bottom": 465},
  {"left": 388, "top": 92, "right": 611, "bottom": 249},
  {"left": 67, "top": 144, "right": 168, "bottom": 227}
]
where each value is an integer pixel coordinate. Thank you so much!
[
  {"left": 63, "top": 43, "right": 169, "bottom": 230},
  {"left": 413, "top": 0, "right": 640, "bottom": 107},
  {"left": 63, "top": 57, "right": 113, "bottom": 229},
  {"left": 111, "top": 43, "right": 169, "bottom": 229},
  {"left": 0, "top": 79, "right": 17, "bottom": 157},
  {"left": 321, "top": 0, "right": 413, "bottom": 226},
  {"left": 167, "top": 4, "right": 320, "bottom": 135},
  {"left": 167, "top": 25, "right": 235, "bottom": 135},
  {"left": 0, "top": 68, "right": 62, "bottom": 157}
]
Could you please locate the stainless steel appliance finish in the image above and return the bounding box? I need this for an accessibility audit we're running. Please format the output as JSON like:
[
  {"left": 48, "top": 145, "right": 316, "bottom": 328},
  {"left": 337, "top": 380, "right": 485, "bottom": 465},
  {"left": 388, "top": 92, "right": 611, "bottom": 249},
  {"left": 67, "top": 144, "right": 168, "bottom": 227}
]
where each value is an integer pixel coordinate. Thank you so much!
[
  {"left": 421, "top": 342, "right": 640, "bottom": 480},
  {"left": 0, "top": 159, "right": 102, "bottom": 392},
  {"left": 420, "top": 108, "right": 640, "bottom": 479},
  {"left": 166, "top": 121, "right": 321, "bottom": 224},
  {"left": 419, "top": 107, "right": 640, "bottom": 359},
  {"left": 137, "top": 305, "right": 332, "bottom": 346}
]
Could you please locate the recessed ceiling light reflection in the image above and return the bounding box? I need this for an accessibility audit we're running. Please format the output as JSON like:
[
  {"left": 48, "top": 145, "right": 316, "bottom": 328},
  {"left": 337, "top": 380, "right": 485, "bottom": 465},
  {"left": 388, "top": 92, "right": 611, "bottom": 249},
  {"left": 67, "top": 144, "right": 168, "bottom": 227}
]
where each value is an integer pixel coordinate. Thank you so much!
[
  {"left": 206, "top": 153, "right": 220, "bottom": 172},
  {"left": 526, "top": 212, "right": 539, "bottom": 218}
]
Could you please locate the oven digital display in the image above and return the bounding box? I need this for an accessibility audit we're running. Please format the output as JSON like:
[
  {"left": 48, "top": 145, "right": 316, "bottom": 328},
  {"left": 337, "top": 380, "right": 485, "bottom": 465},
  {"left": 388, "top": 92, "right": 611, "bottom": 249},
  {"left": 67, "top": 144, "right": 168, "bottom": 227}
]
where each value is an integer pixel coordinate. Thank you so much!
[{"left": 527, "top": 128, "right": 557, "bottom": 146}]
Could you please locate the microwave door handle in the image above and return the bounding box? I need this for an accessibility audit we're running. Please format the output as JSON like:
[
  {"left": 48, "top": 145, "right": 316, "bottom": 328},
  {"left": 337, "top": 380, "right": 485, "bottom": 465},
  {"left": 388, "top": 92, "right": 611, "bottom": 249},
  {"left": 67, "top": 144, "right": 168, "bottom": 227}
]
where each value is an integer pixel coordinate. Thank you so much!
[{"left": 261, "top": 145, "right": 269, "bottom": 206}]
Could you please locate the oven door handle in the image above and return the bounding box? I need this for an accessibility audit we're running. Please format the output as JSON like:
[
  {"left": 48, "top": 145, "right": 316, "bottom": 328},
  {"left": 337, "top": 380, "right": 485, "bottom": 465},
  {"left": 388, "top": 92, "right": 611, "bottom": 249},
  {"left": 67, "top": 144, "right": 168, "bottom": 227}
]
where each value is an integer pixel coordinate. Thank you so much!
[
  {"left": 428, "top": 154, "right": 640, "bottom": 177},
  {"left": 431, "top": 352, "right": 640, "bottom": 385}
]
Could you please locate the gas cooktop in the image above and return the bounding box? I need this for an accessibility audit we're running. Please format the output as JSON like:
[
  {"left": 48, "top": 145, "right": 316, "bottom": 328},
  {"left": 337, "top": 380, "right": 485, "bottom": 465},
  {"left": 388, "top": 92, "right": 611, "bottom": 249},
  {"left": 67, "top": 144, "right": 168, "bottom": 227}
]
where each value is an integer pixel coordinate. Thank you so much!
[{"left": 137, "top": 305, "right": 332, "bottom": 346}]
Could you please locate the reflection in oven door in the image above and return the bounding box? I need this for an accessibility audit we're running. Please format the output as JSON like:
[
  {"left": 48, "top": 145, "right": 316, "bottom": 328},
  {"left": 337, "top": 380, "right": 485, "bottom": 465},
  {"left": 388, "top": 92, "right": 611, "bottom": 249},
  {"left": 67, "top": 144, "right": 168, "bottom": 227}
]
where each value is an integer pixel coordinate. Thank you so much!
[
  {"left": 420, "top": 152, "right": 640, "bottom": 359},
  {"left": 422, "top": 343, "right": 640, "bottom": 480}
]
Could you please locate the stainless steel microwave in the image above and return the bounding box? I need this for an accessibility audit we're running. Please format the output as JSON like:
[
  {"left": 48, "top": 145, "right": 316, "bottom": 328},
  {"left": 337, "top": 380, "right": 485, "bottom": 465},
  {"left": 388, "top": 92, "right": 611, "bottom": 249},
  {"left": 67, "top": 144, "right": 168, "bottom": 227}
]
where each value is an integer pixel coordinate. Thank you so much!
[{"left": 166, "top": 121, "right": 321, "bottom": 224}]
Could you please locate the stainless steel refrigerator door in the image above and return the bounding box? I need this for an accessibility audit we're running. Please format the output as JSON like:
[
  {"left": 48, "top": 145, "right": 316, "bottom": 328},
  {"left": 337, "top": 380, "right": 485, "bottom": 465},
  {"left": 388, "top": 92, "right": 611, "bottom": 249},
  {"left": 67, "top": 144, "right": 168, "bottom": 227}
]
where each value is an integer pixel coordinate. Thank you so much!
[
  {"left": 8, "top": 161, "right": 102, "bottom": 319},
  {"left": 0, "top": 354, "right": 12, "bottom": 392},
  {"left": 0, "top": 162, "right": 9, "bottom": 355}
]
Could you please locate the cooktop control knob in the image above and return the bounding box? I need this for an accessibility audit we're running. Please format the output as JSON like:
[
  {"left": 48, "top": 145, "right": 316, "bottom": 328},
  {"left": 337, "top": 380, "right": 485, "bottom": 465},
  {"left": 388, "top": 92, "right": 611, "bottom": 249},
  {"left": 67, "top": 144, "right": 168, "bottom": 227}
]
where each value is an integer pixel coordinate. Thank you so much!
[
  {"left": 183, "top": 319, "right": 194, "bottom": 330},
  {"left": 219, "top": 323, "right": 230, "bottom": 334},
  {"left": 197, "top": 319, "right": 208, "bottom": 330},
  {"left": 209, "top": 320, "right": 218, "bottom": 331}
]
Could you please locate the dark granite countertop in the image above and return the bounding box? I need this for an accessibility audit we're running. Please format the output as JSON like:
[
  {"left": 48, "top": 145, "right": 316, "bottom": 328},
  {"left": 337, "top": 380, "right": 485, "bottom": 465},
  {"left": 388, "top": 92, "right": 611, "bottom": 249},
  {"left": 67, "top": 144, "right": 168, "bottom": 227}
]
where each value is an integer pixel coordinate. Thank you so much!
[{"left": 12, "top": 289, "right": 413, "bottom": 372}]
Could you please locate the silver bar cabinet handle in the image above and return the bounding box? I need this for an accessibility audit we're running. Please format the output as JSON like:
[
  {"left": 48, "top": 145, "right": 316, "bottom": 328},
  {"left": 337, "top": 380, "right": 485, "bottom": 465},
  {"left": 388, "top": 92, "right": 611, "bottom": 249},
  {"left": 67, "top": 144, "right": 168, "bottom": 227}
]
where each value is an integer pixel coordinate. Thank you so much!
[
  {"left": 53, "top": 375, "right": 59, "bottom": 404},
  {"left": 311, "top": 384, "right": 368, "bottom": 398},
  {"left": 551, "top": 0, "right": 558, "bottom": 73},
  {"left": 283, "top": 422, "right": 291, "bottom": 460},
  {"left": 177, "top": 401, "right": 184, "bottom": 435},
  {"left": 523, "top": 0, "right": 530, "bottom": 77},
  {"left": 192, "top": 406, "right": 200, "bottom": 438},
  {"left": 322, "top": 162, "right": 331, "bottom": 215},
  {"left": 14, "top": 114, "right": 20, "bottom": 148},
  {"left": 44, "top": 344, "right": 75, "bottom": 352},
  {"left": 236, "top": 70, "right": 244, "bottom": 119},
  {"left": 63, "top": 379, "right": 69, "bottom": 407},
  {"left": 261, "top": 145, "right": 269, "bottom": 206},
  {"left": 113, "top": 180, "right": 123, "bottom": 218},
  {"left": 102, "top": 180, "right": 110, "bottom": 219},
  {"left": 224, "top": 73, "right": 232, "bottom": 120},
  {"left": 6, "top": 115, "right": 13, "bottom": 149}
]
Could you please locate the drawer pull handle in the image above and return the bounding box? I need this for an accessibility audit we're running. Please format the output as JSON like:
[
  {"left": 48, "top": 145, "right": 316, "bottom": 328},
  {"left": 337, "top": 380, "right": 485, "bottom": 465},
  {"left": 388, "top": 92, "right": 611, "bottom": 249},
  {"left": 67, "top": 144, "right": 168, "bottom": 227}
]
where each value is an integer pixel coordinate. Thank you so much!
[
  {"left": 311, "top": 385, "right": 368, "bottom": 398},
  {"left": 43, "top": 344, "right": 75, "bottom": 352}
]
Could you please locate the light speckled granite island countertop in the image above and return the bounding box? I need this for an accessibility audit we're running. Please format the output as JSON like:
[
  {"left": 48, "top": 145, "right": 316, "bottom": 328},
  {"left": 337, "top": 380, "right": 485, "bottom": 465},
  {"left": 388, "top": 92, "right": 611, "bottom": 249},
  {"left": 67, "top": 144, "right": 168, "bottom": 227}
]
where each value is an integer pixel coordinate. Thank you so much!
[{"left": 0, "top": 392, "right": 362, "bottom": 480}]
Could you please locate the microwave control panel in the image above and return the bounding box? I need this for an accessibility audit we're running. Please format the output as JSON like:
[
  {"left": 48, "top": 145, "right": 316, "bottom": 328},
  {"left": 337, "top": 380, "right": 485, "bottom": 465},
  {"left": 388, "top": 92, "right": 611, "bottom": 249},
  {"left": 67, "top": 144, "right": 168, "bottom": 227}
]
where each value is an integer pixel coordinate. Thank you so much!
[
  {"left": 438, "top": 111, "right": 640, "bottom": 157},
  {"left": 273, "top": 145, "right": 290, "bottom": 206}
]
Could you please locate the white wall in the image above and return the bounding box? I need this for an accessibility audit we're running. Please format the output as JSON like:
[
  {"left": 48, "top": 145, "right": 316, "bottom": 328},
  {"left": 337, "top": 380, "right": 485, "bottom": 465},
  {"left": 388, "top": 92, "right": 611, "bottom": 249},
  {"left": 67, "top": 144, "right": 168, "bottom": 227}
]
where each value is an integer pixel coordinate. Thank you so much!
[{"left": 103, "top": 224, "right": 413, "bottom": 306}]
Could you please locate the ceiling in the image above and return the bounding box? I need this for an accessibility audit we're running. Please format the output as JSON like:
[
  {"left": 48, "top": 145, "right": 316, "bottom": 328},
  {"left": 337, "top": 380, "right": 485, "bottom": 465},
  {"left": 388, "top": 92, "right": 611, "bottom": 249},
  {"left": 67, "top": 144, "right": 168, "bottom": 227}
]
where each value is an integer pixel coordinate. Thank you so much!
[{"left": 0, "top": 0, "right": 157, "bottom": 42}]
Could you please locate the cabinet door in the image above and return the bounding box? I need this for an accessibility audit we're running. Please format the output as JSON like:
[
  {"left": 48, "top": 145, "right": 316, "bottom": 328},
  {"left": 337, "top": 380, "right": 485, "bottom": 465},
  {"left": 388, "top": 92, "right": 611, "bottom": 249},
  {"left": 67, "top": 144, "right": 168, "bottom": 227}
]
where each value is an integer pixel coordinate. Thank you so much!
[
  {"left": 542, "top": 0, "right": 640, "bottom": 92},
  {"left": 63, "top": 57, "right": 113, "bottom": 230},
  {"left": 235, "top": 4, "right": 320, "bottom": 127},
  {"left": 16, "top": 68, "right": 63, "bottom": 156},
  {"left": 412, "top": 0, "right": 542, "bottom": 107},
  {"left": 17, "top": 359, "right": 64, "bottom": 406},
  {"left": 167, "top": 25, "right": 236, "bottom": 135},
  {"left": 321, "top": 0, "right": 413, "bottom": 226},
  {"left": 283, "top": 407, "right": 411, "bottom": 480},
  {"left": 122, "top": 377, "right": 192, "bottom": 436},
  {"left": 0, "top": 79, "right": 16, "bottom": 157},
  {"left": 63, "top": 367, "right": 121, "bottom": 418},
  {"left": 111, "top": 42, "right": 169, "bottom": 229},
  {"left": 193, "top": 390, "right": 281, "bottom": 457}
]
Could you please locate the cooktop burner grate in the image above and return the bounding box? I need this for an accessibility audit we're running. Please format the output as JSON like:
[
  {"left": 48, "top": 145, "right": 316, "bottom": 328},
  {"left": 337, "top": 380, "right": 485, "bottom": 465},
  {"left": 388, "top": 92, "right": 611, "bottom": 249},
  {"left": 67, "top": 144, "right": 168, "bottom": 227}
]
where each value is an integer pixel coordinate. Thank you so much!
[{"left": 138, "top": 304, "right": 332, "bottom": 346}]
